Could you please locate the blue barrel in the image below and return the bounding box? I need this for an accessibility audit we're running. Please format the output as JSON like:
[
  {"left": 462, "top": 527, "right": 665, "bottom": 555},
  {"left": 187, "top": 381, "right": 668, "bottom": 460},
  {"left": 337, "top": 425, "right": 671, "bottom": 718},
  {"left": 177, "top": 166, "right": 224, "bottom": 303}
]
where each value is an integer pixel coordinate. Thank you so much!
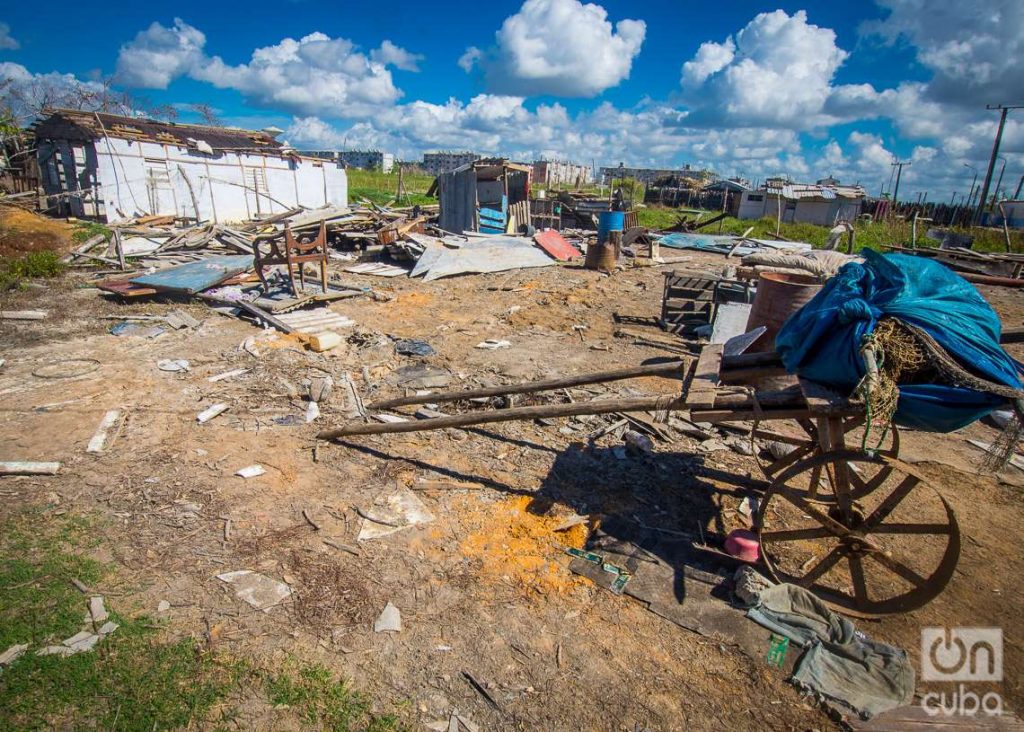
[{"left": 598, "top": 210, "right": 625, "bottom": 245}]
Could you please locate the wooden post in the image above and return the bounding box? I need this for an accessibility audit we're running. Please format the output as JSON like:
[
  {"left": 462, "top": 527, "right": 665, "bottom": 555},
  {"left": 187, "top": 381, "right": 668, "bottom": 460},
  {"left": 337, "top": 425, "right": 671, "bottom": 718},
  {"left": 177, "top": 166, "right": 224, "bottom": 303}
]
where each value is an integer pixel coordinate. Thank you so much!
[
  {"left": 365, "top": 360, "right": 687, "bottom": 410},
  {"left": 114, "top": 229, "right": 126, "bottom": 271},
  {"left": 317, "top": 394, "right": 686, "bottom": 440}
]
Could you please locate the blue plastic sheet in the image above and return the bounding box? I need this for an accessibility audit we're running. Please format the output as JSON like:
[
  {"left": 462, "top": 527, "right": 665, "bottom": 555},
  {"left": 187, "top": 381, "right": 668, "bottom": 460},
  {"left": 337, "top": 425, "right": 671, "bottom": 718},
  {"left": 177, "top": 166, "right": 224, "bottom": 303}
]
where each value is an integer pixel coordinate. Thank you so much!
[{"left": 775, "top": 250, "right": 1023, "bottom": 432}]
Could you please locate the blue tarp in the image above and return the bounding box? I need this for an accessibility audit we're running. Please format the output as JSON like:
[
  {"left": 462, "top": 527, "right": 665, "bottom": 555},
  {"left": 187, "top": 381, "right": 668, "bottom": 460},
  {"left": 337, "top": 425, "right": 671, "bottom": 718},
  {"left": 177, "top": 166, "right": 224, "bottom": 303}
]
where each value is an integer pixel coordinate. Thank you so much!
[{"left": 775, "top": 249, "right": 1023, "bottom": 432}]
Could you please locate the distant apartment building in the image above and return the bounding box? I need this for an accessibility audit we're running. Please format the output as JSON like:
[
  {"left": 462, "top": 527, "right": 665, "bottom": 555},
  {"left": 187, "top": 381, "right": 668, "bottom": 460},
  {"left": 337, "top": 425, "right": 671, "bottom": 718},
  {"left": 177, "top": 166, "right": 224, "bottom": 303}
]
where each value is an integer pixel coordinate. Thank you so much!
[
  {"left": 295, "top": 150, "right": 394, "bottom": 172},
  {"left": 532, "top": 159, "right": 591, "bottom": 187},
  {"left": 422, "top": 151, "right": 482, "bottom": 176},
  {"left": 599, "top": 164, "right": 702, "bottom": 185},
  {"left": 338, "top": 150, "right": 394, "bottom": 172}
]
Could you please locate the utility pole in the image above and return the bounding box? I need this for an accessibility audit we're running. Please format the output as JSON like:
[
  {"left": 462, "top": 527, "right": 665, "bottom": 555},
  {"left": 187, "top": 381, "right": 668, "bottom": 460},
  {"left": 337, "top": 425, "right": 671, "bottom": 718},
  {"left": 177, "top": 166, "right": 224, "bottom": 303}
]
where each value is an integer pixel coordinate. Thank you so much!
[
  {"left": 891, "top": 159, "right": 911, "bottom": 203},
  {"left": 975, "top": 104, "right": 1024, "bottom": 224}
]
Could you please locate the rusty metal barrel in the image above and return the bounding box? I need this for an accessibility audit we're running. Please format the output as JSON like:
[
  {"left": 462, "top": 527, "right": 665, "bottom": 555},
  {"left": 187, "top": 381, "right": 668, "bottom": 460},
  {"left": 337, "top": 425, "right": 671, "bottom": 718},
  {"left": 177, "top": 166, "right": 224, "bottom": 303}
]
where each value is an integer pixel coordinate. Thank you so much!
[{"left": 745, "top": 272, "right": 822, "bottom": 352}]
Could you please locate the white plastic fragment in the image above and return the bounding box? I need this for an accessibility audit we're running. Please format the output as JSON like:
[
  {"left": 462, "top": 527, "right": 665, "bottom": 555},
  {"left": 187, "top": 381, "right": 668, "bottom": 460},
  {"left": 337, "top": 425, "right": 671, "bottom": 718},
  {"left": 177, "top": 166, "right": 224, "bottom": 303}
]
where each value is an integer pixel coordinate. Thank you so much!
[
  {"left": 37, "top": 645, "right": 73, "bottom": 657},
  {"left": 475, "top": 339, "right": 512, "bottom": 350},
  {"left": 374, "top": 602, "right": 402, "bottom": 633},
  {"left": 357, "top": 488, "right": 436, "bottom": 541},
  {"left": 305, "top": 401, "right": 320, "bottom": 423},
  {"left": 156, "top": 359, "right": 190, "bottom": 372},
  {"left": 208, "top": 368, "right": 250, "bottom": 383},
  {"left": 86, "top": 410, "right": 121, "bottom": 453},
  {"left": 216, "top": 570, "right": 292, "bottom": 612},
  {"left": 197, "top": 403, "right": 229, "bottom": 424},
  {"left": 235, "top": 464, "right": 265, "bottom": 479},
  {"left": 89, "top": 596, "right": 109, "bottom": 624},
  {"left": 157, "top": 600, "right": 171, "bottom": 612},
  {"left": 0, "top": 643, "right": 28, "bottom": 666}
]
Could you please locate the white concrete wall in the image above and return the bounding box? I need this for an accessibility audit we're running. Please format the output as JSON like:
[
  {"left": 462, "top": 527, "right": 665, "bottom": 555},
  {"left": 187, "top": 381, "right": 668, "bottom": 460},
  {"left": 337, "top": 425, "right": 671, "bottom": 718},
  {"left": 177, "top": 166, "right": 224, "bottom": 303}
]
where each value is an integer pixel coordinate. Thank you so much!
[
  {"left": 92, "top": 137, "right": 347, "bottom": 223},
  {"left": 792, "top": 200, "right": 834, "bottom": 226}
]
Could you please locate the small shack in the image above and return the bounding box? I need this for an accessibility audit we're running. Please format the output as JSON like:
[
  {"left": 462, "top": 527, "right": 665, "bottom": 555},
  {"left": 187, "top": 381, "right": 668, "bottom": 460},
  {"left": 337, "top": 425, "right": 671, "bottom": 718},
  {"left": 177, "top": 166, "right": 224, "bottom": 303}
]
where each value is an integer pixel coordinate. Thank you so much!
[
  {"left": 433, "top": 159, "right": 531, "bottom": 234},
  {"left": 738, "top": 179, "right": 864, "bottom": 225},
  {"left": 32, "top": 109, "right": 348, "bottom": 223}
]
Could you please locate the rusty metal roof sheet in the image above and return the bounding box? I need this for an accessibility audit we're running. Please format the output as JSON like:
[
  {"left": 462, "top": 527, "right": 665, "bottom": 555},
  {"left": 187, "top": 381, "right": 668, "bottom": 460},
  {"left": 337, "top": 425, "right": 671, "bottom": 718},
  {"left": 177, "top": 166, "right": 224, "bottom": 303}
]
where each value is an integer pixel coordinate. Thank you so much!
[{"left": 32, "top": 109, "right": 283, "bottom": 152}]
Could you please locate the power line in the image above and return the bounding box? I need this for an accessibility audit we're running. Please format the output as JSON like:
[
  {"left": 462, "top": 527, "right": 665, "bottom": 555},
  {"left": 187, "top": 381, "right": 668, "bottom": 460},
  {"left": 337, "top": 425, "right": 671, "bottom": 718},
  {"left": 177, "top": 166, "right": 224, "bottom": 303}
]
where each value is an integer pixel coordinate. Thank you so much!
[{"left": 975, "top": 103, "right": 1024, "bottom": 224}]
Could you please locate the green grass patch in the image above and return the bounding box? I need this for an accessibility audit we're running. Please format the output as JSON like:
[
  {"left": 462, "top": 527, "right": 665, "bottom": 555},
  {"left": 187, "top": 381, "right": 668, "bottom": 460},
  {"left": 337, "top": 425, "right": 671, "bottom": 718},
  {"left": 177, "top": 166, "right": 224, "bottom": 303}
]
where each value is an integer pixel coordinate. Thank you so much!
[
  {"left": 0, "top": 250, "right": 66, "bottom": 289},
  {"left": 266, "top": 661, "right": 404, "bottom": 731},
  {"left": 0, "top": 512, "right": 242, "bottom": 730},
  {"left": 70, "top": 221, "right": 111, "bottom": 245},
  {"left": 0, "top": 511, "right": 407, "bottom": 730},
  {"left": 635, "top": 206, "right": 1024, "bottom": 254},
  {"left": 347, "top": 168, "right": 436, "bottom": 208}
]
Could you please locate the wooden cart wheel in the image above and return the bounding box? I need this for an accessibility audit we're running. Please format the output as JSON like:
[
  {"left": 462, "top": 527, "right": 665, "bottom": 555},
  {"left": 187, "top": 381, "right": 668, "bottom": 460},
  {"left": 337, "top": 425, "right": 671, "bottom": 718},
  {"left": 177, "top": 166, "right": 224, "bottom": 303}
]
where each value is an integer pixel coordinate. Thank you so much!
[
  {"left": 757, "top": 450, "right": 960, "bottom": 617},
  {"left": 757, "top": 418, "right": 900, "bottom": 502}
]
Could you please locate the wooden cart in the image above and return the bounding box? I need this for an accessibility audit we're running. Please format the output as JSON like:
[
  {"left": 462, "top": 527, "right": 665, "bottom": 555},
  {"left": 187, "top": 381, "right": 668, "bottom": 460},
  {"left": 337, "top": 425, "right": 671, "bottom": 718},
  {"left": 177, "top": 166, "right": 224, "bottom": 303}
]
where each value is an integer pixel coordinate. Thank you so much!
[
  {"left": 685, "top": 344, "right": 960, "bottom": 618},
  {"left": 319, "top": 346, "right": 963, "bottom": 618}
]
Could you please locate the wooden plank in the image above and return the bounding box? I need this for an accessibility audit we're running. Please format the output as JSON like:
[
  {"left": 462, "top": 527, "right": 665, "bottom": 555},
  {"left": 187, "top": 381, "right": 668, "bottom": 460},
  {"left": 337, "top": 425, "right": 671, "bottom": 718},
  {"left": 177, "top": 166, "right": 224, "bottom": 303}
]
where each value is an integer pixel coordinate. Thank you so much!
[
  {"left": 685, "top": 343, "right": 723, "bottom": 410},
  {"left": 0, "top": 462, "right": 60, "bottom": 475},
  {"left": 850, "top": 704, "right": 1024, "bottom": 731},
  {"left": 798, "top": 377, "right": 852, "bottom": 414},
  {"left": 0, "top": 310, "right": 48, "bottom": 320}
]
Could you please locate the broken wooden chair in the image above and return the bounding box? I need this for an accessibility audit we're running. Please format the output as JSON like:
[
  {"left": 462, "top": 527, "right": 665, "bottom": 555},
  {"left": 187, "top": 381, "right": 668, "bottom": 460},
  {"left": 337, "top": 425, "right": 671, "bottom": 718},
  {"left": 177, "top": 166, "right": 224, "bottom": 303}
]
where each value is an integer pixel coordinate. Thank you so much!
[{"left": 254, "top": 221, "right": 328, "bottom": 295}]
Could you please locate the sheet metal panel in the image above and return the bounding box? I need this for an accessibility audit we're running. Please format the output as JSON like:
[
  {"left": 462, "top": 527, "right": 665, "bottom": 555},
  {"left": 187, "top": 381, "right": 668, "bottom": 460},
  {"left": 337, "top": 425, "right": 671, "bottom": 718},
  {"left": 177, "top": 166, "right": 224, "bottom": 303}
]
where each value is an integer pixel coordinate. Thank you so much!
[{"left": 130, "top": 255, "right": 253, "bottom": 294}]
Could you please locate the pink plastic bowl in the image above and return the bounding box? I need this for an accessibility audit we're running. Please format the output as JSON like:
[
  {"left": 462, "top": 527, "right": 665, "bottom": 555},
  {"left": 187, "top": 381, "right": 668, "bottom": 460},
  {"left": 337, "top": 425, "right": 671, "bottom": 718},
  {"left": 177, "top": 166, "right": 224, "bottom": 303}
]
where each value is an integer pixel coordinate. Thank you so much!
[{"left": 725, "top": 529, "right": 760, "bottom": 562}]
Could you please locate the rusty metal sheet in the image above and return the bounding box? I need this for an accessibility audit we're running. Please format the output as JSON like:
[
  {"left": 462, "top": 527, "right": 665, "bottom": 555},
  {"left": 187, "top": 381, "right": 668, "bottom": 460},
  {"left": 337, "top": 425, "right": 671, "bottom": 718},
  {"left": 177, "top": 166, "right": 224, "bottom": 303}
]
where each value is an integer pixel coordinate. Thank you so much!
[
  {"left": 130, "top": 255, "right": 253, "bottom": 294},
  {"left": 533, "top": 229, "right": 581, "bottom": 261}
]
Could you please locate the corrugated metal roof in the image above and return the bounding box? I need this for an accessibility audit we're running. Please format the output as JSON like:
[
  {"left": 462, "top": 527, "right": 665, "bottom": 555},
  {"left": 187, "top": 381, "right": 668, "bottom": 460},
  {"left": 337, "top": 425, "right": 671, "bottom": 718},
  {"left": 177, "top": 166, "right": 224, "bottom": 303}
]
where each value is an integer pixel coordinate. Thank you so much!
[
  {"left": 32, "top": 109, "right": 283, "bottom": 152},
  {"left": 761, "top": 181, "right": 865, "bottom": 201}
]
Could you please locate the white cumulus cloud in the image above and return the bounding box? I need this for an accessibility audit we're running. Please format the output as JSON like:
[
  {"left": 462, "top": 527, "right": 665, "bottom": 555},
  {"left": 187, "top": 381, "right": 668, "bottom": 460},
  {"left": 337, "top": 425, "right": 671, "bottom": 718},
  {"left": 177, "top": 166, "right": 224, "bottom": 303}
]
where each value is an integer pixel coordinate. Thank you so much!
[
  {"left": 462, "top": 0, "right": 646, "bottom": 97},
  {"left": 0, "top": 22, "right": 19, "bottom": 50},
  {"left": 115, "top": 20, "right": 417, "bottom": 117},
  {"left": 370, "top": 40, "right": 423, "bottom": 72},
  {"left": 115, "top": 18, "right": 206, "bottom": 88},
  {"left": 680, "top": 10, "right": 848, "bottom": 129},
  {"left": 864, "top": 0, "right": 1024, "bottom": 107}
]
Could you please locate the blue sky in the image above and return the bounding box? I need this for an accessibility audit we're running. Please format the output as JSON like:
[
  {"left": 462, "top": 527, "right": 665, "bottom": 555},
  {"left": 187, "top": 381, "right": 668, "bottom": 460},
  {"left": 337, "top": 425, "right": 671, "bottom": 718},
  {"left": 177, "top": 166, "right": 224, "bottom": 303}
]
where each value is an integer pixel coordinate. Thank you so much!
[{"left": 1, "top": 1, "right": 1021, "bottom": 199}]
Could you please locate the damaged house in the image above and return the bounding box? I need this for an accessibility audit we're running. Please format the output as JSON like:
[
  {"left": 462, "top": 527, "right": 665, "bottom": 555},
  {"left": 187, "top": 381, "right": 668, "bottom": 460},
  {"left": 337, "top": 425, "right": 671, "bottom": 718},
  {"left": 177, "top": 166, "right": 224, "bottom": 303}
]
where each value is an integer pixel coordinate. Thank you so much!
[
  {"left": 432, "top": 159, "right": 531, "bottom": 234},
  {"left": 32, "top": 110, "right": 348, "bottom": 223},
  {"left": 737, "top": 178, "right": 865, "bottom": 225}
]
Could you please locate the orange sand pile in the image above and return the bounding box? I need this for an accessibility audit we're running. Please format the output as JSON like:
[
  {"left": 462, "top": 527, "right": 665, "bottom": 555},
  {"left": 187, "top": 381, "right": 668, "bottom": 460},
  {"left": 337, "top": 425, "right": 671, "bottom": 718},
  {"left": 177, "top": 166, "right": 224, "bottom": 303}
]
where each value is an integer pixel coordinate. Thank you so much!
[
  {"left": 0, "top": 206, "right": 74, "bottom": 257},
  {"left": 458, "top": 494, "right": 589, "bottom": 595}
]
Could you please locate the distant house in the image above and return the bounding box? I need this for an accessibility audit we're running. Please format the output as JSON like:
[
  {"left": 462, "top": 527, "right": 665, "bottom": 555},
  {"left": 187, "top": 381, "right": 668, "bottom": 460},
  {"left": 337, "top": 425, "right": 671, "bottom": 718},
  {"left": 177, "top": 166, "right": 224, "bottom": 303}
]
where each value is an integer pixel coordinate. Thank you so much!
[
  {"left": 532, "top": 159, "right": 591, "bottom": 187},
  {"left": 33, "top": 109, "right": 348, "bottom": 223},
  {"left": 422, "top": 151, "right": 482, "bottom": 176},
  {"left": 432, "top": 159, "right": 531, "bottom": 234},
  {"left": 737, "top": 178, "right": 865, "bottom": 225}
]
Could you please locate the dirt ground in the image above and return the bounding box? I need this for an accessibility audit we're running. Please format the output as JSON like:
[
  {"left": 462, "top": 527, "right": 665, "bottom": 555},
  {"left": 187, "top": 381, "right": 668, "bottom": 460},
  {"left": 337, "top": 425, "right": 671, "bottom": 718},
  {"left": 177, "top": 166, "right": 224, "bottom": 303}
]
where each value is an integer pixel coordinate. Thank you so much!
[{"left": 1, "top": 250, "right": 1022, "bottom": 730}]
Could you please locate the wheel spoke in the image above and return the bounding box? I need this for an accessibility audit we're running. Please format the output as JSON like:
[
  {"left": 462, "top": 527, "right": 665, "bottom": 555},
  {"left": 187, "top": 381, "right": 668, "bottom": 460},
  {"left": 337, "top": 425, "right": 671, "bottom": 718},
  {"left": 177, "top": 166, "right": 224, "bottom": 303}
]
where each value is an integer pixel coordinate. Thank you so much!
[
  {"left": 760, "top": 526, "right": 833, "bottom": 542},
  {"left": 869, "top": 550, "right": 928, "bottom": 588},
  {"left": 871, "top": 522, "right": 951, "bottom": 535},
  {"left": 863, "top": 475, "right": 921, "bottom": 530},
  {"left": 847, "top": 467, "right": 869, "bottom": 494},
  {"left": 765, "top": 441, "right": 816, "bottom": 477},
  {"left": 848, "top": 554, "right": 869, "bottom": 607},
  {"left": 798, "top": 546, "right": 846, "bottom": 587},
  {"left": 806, "top": 464, "right": 824, "bottom": 500},
  {"left": 841, "top": 415, "right": 867, "bottom": 434},
  {"left": 771, "top": 485, "right": 850, "bottom": 538}
]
